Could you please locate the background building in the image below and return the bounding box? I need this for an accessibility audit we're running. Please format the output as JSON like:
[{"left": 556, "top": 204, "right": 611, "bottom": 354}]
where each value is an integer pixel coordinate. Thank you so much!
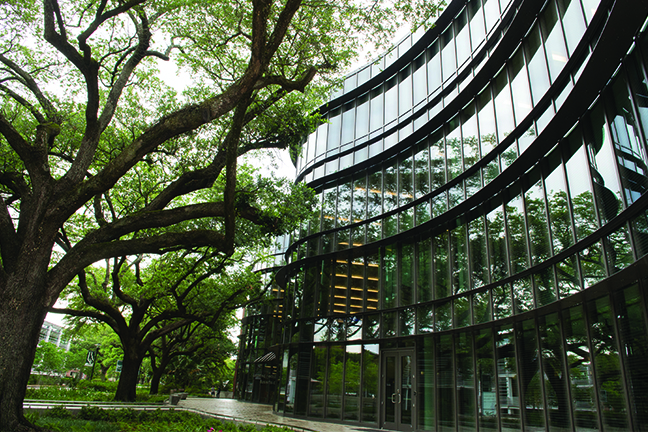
[{"left": 236, "top": 0, "right": 648, "bottom": 430}]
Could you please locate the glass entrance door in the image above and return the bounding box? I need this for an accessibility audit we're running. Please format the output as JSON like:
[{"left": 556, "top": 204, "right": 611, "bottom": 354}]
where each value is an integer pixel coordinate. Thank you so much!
[{"left": 382, "top": 349, "right": 415, "bottom": 431}]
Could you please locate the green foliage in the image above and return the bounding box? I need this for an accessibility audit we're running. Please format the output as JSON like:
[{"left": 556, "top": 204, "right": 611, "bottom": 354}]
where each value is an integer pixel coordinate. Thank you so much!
[
  {"left": 32, "top": 408, "right": 297, "bottom": 432},
  {"left": 25, "top": 384, "right": 164, "bottom": 402}
]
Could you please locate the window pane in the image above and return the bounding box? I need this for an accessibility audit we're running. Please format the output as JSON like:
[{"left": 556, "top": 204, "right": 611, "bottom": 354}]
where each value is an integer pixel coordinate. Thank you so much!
[
  {"left": 361, "top": 345, "right": 379, "bottom": 423},
  {"left": 309, "top": 346, "right": 327, "bottom": 417},
  {"left": 343, "top": 345, "right": 361, "bottom": 421},
  {"left": 540, "top": 1, "right": 569, "bottom": 81},
  {"left": 327, "top": 345, "right": 344, "bottom": 419},
  {"left": 437, "top": 334, "right": 455, "bottom": 432},
  {"left": 588, "top": 296, "right": 630, "bottom": 430}
]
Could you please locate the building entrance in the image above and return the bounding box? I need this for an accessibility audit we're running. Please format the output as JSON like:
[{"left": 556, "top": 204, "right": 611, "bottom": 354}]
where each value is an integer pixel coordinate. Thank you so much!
[{"left": 382, "top": 349, "right": 415, "bottom": 431}]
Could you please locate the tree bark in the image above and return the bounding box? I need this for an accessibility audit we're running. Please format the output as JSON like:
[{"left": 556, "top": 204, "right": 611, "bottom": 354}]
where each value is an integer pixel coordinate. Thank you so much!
[
  {"left": 149, "top": 369, "right": 163, "bottom": 395},
  {"left": 0, "top": 264, "right": 51, "bottom": 431},
  {"left": 114, "top": 343, "right": 145, "bottom": 402}
]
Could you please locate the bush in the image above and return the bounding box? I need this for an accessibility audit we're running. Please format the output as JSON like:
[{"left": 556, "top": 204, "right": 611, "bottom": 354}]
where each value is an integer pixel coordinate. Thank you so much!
[
  {"left": 32, "top": 408, "right": 297, "bottom": 432},
  {"left": 77, "top": 380, "right": 119, "bottom": 393}
]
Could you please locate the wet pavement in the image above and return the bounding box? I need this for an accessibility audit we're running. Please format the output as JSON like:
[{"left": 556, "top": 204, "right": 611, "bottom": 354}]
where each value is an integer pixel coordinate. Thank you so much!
[{"left": 177, "top": 398, "right": 382, "bottom": 432}]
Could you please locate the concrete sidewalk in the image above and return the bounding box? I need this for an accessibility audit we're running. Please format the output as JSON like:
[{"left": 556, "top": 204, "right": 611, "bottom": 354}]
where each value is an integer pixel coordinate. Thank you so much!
[{"left": 177, "top": 398, "right": 381, "bottom": 432}]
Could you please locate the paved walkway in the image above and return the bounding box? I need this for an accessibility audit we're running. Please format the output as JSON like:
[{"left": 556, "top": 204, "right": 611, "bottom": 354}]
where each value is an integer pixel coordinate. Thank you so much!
[{"left": 177, "top": 398, "right": 381, "bottom": 432}]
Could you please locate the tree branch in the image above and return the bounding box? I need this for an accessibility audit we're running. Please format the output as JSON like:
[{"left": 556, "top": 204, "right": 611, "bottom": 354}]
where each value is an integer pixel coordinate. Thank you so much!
[
  {"left": 0, "top": 195, "right": 18, "bottom": 274},
  {"left": 0, "top": 54, "right": 59, "bottom": 122}
]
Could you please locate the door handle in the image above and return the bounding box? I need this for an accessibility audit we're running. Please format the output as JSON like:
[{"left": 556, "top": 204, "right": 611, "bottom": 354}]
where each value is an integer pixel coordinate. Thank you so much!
[{"left": 391, "top": 393, "right": 396, "bottom": 404}]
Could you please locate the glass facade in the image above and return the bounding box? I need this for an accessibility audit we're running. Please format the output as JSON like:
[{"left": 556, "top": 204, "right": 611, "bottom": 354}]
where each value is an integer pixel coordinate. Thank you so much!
[{"left": 237, "top": 0, "right": 648, "bottom": 430}]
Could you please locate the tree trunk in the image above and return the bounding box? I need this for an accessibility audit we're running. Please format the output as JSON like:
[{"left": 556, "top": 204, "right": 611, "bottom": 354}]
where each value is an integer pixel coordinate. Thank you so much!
[
  {"left": 114, "top": 344, "right": 145, "bottom": 402},
  {"left": 149, "top": 368, "right": 163, "bottom": 395},
  {"left": 0, "top": 271, "right": 51, "bottom": 432}
]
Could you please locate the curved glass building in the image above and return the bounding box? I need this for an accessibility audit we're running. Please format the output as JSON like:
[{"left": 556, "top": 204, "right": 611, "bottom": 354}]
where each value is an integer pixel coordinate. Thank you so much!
[{"left": 236, "top": 0, "right": 648, "bottom": 430}]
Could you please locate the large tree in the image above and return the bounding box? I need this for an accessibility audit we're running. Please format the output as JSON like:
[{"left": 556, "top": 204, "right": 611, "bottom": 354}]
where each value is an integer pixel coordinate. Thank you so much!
[
  {"left": 54, "top": 225, "right": 275, "bottom": 401},
  {"left": 0, "top": 0, "right": 441, "bottom": 429}
]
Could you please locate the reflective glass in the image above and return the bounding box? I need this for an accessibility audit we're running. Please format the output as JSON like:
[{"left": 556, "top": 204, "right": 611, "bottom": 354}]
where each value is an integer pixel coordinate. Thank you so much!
[
  {"left": 545, "top": 160, "right": 574, "bottom": 253},
  {"left": 399, "top": 66, "right": 413, "bottom": 116},
  {"left": 462, "top": 104, "right": 480, "bottom": 169},
  {"left": 427, "top": 42, "right": 441, "bottom": 93},
  {"left": 631, "top": 208, "right": 648, "bottom": 258},
  {"left": 441, "top": 27, "right": 456, "bottom": 81},
  {"left": 418, "top": 304, "right": 434, "bottom": 333},
  {"left": 364, "top": 313, "right": 380, "bottom": 338},
  {"left": 540, "top": 0, "right": 569, "bottom": 81},
  {"left": 451, "top": 224, "right": 469, "bottom": 294},
  {"left": 606, "top": 225, "right": 633, "bottom": 274},
  {"left": 418, "top": 338, "right": 435, "bottom": 430},
  {"left": 487, "top": 205, "right": 508, "bottom": 281},
  {"left": 400, "top": 155, "right": 414, "bottom": 206},
  {"left": 384, "top": 164, "right": 398, "bottom": 212},
  {"left": 413, "top": 53, "right": 427, "bottom": 106},
  {"left": 608, "top": 76, "right": 648, "bottom": 205},
  {"left": 455, "top": 9, "right": 471, "bottom": 68},
  {"left": 384, "top": 246, "right": 398, "bottom": 309},
  {"left": 493, "top": 71, "right": 515, "bottom": 142},
  {"left": 361, "top": 344, "right": 379, "bottom": 423},
  {"left": 327, "top": 108, "right": 341, "bottom": 150},
  {"left": 615, "top": 285, "right": 648, "bottom": 428},
  {"left": 513, "top": 277, "right": 533, "bottom": 313},
  {"left": 417, "top": 239, "right": 433, "bottom": 302},
  {"left": 587, "top": 296, "right": 630, "bottom": 430},
  {"left": 557, "top": 255, "right": 580, "bottom": 298},
  {"left": 337, "top": 182, "right": 352, "bottom": 228},
  {"left": 327, "top": 345, "right": 344, "bottom": 419},
  {"left": 349, "top": 260, "right": 364, "bottom": 313},
  {"left": 563, "top": 305, "right": 597, "bottom": 431},
  {"left": 447, "top": 117, "right": 462, "bottom": 180},
  {"left": 430, "top": 132, "right": 447, "bottom": 189},
  {"left": 476, "top": 329, "right": 497, "bottom": 431},
  {"left": 483, "top": 0, "right": 500, "bottom": 33},
  {"left": 341, "top": 102, "right": 355, "bottom": 145},
  {"left": 506, "top": 195, "right": 528, "bottom": 275},
  {"left": 370, "top": 86, "right": 383, "bottom": 132},
  {"left": 401, "top": 244, "right": 414, "bottom": 306},
  {"left": 472, "top": 292, "right": 491, "bottom": 326},
  {"left": 469, "top": 0, "right": 486, "bottom": 49},
  {"left": 587, "top": 102, "right": 623, "bottom": 223},
  {"left": 518, "top": 319, "right": 545, "bottom": 431},
  {"left": 492, "top": 284, "right": 512, "bottom": 319},
  {"left": 384, "top": 311, "right": 397, "bottom": 337},
  {"left": 556, "top": 0, "right": 587, "bottom": 55},
  {"left": 344, "top": 345, "right": 361, "bottom": 421},
  {"left": 414, "top": 142, "right": 430, "bottom": 197},
  {"left": 581, "top": 0, "right": 601, "bottom": 22},
  {"left": 469, "top": 215, "right": 488, "bottom": 288},
  {"left": 367, "top": 170, "right": 382, "bottom": 219},
  {"left": 565, "top": 132, "right": 598, "bottom": 241},
  {"left": 454, "top": 296, "right": 470, "bottom": 328},
  {"left": 434, "top": 231, "right": 450, "bottom": 299},
  {"left": 456, "top": 332, "right": 476, "bottom": 431},
  {"left": 437, "top": 334, "right": 455, "bottom": 432},
  {"left": 332, "top": 261, "right": 348, "bottom": 314},
  {"left": 318, "top": 260, "right": 332, "bottom": 315},
  {"left": 526, "top": 181, "right": 551, "bottom": 265},
  {"left": 477, "top": 89, "right": 498, "bottom": 156},
  {"left": 309, "top": 346, "right": 327, "bottom": 417},
  {"left": 399, "top": 308, "right": 415, "bottom": 336},
  {"left": 356, "top": 93, "right": 370, "bottom": 139},
  {"left": 509, "top": 48, "right": 533, "bottom": 123},
  {"left": 496, "top": 325, "right": 521, "bottom": 429},
  {"left": 540, "top": 312, "right": 572, "bottom": 431},
  {"left": 385, "top": 76, "right": 398, "bottom": 124}
]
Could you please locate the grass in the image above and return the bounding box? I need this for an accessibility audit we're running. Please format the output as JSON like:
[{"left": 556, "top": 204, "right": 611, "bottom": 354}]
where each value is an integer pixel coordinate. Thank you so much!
[{"left": 27, "top": 407, "right": 295, "bottom": 432}]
